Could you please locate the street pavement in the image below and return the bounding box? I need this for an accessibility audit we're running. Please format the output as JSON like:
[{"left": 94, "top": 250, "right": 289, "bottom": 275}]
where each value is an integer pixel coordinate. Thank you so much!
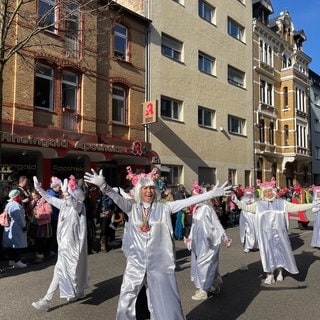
[{"left": 1, "top": 221, "right": 320, "bottom": 320}]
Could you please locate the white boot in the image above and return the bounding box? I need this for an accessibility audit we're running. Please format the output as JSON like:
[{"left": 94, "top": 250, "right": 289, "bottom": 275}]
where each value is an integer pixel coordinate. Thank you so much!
[{"left": 264, "top": 273, "right": 275, "bottom": 284}]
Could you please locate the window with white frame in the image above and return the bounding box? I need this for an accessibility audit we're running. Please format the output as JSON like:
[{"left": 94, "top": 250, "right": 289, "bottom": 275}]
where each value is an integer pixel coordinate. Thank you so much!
[
  {"left": 35, "top": 64, "right": 54, "bottom": 110},
  {"left": 259, "top": 118, "right": 265, "bottom": 143},
  {"left": 198, "top": 1, "right": 215, "bottom": 24},
  {"left": 260, "top": 79, "right": 273, "bottom": 106},
  {"left": 166, "top": 165, "right": 182, "bottom": 185},
  {"left": 295, "top": 87, "right": 306, "bottom": 113},
  {"left": 228, "top": 65, "right": 245, "bottom": 88},
  {"left": 198, "top": 106, "right": 215, "bottom": 128},
  {"left": 62, "top": 71, "right": 79, "bottom": 131},
  {"left": 114, "top": 24, "right": 128, "bottom": 60},
  {"left": 161, "top": 34, "right": 183, "bottom": 62},
  {"left": 161, "top": 96, "right": 182, "bottom": 121},
  {"left": 65, "top": 1, "right": 80, "bottom": 58},
  {"left": 269, "top": 122, "right": 274, "bottom": 145},
  {"left": 62, "top": 71, "right": 78, "bottom": 110},
  {"left": 296, "top": 124, "right": 307, "bottom": 148},
  {"left": 228, "top": 168, "right": 237, "bottom": 186},
  {"left": 198, "top": 51, "right": 215, "bottom": 75},
  {"left": 112, "top": 86, "right": 126, "bottom": 123},
  {"left": 38, "top": 0, "right": 56, "bottom": 32},
  {"left": 228, "top": 115, "right": 245, "bottom": 135},
  {"left": 227, "top": 17, "right": 244, "bottom": 42},
  {"left": 259, "top": 39, "right": 273, "bottom": 66}
]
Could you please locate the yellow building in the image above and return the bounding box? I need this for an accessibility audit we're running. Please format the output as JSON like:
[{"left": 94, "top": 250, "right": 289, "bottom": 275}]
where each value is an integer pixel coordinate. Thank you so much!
[
  {"left": 1, "top": 1, "right": 156, "bottom": 191},
  {"left": 253, "top": 1, "right": 312, "bottom": 187}
]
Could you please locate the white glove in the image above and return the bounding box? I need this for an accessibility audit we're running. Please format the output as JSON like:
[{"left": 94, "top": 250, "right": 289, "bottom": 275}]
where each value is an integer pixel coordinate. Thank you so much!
[
  {"left": 33, "top": 176, "right": 42, "bottom": 192},
  {"left": 61, "top": 178, "right": 69, "bottom": 195},
  {"left": 84, "top": 169, "right": 106, "bottom": 189},
  {"left": 211, "top": 181, "right": 231, "bottom": 197},
  {"left": 184, "top": 237, "right": 192, "bottom": 251}
]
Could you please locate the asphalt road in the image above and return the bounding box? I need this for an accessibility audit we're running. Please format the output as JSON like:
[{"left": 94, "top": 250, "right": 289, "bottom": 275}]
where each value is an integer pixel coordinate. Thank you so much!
[{"left": 1, "top": 221, "right": 320, "bottom": 320}]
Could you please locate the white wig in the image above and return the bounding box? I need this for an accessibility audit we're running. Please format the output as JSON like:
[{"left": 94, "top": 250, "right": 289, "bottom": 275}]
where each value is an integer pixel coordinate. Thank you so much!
[{"left": 133, "top": 176, "right": 161, "bottom": 203}]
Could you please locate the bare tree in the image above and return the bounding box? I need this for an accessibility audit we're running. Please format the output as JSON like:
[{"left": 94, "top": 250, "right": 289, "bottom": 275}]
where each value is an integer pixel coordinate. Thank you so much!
[{"left": 0, "top": 0, "right": 121, "bottom": 163}]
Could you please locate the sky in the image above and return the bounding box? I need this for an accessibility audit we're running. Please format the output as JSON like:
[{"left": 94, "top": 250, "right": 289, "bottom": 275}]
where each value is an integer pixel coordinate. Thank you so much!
[{"left": 270, "top": 0, "right": 320, "bottom": 75}]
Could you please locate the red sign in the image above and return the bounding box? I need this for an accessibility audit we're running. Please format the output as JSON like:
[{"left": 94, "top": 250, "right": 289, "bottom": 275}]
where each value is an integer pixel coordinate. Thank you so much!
[{"left": 142, "top": 100, "right": 157, "bottom": 124}]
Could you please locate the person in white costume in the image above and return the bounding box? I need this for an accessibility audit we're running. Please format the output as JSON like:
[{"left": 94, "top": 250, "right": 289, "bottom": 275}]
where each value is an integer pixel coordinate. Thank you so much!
[
  {"left": 84, "top": 167, "right": 231, "bottom": 320},
  {"left": 311, "top": 186, "right": 320, "bottom": 248},
  {"left": 239, "top": 187, "right": 258, "bottom": 253},
  {"left": 185, "top": 181, "right": 231, "bottom": 301},
  {"left": 232, "top": 178, "right": 314, "bottom": 285},
  {"left": 32, "top": 175, "right": 89, "bottom": 311}
]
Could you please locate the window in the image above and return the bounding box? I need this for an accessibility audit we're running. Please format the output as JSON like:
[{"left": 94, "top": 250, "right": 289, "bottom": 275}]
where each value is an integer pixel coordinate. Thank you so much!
[
  {"left": 65, "top": 2, "right": 80, "bottom": 58},
  {"left": 296, "top": 124, "right": 307, "bottom": 149},
  {"left": 314, "top": 93, "right": 320, "bottom": 106},
  {"left": 228, "top": 115, "right": 245, "bottom": 135},
  {"left": 167, "top": 165, "right": 182, "bottom": 186},
  {"left": 62, "top": 71, "right": 79, "bottom": 130},
  {"left": 161, "top": 34, "right": 183, "bottom": 62},
  {"left": 112, "top": 86, "right": 126, "bottom": 123},
  {"left": 269, "top": 122, "right": 274, "bottom": 145},
  {"left": 283, "top": 87, "right": 288, "bottom": 107},
  {"left": 35, "top": 64, "right": 54, "bottom": 110},
  {"left": 228, "top": 65, "right": 245, "bottom": 88},
  {"left": 228, "top": 169, "right": 237, "bottom": 186},
  {"left": 114, "top": 24, "right": 128, "bottom": 60},
  {"left": 198, "top": 1, "right": 215, "bottom": 24},
  {"left": 259, "top": 119, "right": 265, "bottom": 143},
  {"left": 198, "top": 106, "right": 215, "bottom": 128},
  {"left": 260, "top": 79, "right": 273, "bottom": 106},
  {"left": 295, "top": 87, "right": 306, "bottom": 113},
  {"left": 284, "top": 125, "right": 289, "bottom": 146},
  {"left": 38, "top": 0, "right": 56, "bottom": 32},
  {"left": 315, "top": 119, "right": 320, "bottom": 132},
  {"left": 228, "top": 17, "right": 244, "bottom": 42},
  {"left": 199, "top": 167, "right": 216, "bottom": 185},
  {"left": 198, "top": 52, "right": 215, "bottom": 75},
  {"left": 161, "top": 96, "right": 182, "bottom": 121}
]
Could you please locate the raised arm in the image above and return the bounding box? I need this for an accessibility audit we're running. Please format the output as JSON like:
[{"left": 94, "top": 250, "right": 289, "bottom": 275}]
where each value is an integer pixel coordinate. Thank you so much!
[
  {"left": 33, "top": 176, "right": 63, "bottom": 210},
  {"left": 84, "top": 169, "right": 133, "bottom": 213},
  {"left": 167, "top": 181, "right": 231, "bottom": 213}
]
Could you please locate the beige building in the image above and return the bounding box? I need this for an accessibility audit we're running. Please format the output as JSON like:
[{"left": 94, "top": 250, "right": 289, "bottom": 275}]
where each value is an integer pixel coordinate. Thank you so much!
[
  {"left": 117, "top": 0, "right": 254, "bottom": 190},
  {"left": 253, "top": 1, "right": 312, "bottom": 187}
]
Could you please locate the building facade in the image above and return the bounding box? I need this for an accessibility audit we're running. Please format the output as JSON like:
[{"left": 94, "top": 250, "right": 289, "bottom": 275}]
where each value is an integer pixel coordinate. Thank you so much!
[
  {"left": 118, "top": 0, "right": 254, "bottom": 190},
  {"left": 253, "top": 1, "right": 312, "bottom": 187},
  {"left": 1, "top": 1, "right": 156, "bottom": 200},
  {"left": 309, "top": 69, "right": 320, "bottom": 185}
]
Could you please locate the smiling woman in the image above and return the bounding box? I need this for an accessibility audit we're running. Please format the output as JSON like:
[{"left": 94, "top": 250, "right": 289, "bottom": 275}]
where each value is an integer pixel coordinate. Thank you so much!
[{"left": 84, "top": 168, "right": 231, "bottom": 320}]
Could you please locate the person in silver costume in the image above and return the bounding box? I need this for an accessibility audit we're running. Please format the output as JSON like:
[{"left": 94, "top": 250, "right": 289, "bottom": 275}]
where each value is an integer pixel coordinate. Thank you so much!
[
  {"left": 232, "top": 178, "right": 314, "bottom": 285},
  {"left": 84, "top": 167, "right": 230, "bottom": 320}
]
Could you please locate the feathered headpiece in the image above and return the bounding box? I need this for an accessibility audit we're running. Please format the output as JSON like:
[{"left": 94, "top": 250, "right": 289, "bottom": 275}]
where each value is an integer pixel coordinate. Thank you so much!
[
  {"left": 256, "top": 178, "right": 276, "bottom": 190},
  {"left": 243, "top": 187, "right": 254, "bottom": 194},
  {"left": 191, "top": 180, "right": 202, "bottom": 195},
  {"left": 312, "top": 186, "right": 320, "bottom": 193},
  {"left": 126, "top": 166, "right": 160, "bottom": 186}
]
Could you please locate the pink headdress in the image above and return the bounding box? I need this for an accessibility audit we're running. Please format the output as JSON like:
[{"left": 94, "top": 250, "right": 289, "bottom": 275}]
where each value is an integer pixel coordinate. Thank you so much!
[
  {"left": 68, "top": 175, "right": 77, "bottom": 190},
  {"left": 191, "top": 180, "right": 202, "bottom": 195},
  {"left": 243, "top": 187, "right": 254, "bottom": 194},
  {"left": 256, "top": 178, "right": 276, "bottom": 190},
  {"left": 312, "top": 186, "right": 320, "bottom": 193},
  {"left": 126, "top": 166, "right": 160, "bottom": 186}
]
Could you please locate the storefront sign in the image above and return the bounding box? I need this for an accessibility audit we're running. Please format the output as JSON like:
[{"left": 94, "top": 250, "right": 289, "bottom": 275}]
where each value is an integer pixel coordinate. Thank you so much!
[
  {"left": 74, "top": 141, "right": 126, "bottom": 153},
  {"left": 2, "top": 132, "right": 68, "bottom": 148}
]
